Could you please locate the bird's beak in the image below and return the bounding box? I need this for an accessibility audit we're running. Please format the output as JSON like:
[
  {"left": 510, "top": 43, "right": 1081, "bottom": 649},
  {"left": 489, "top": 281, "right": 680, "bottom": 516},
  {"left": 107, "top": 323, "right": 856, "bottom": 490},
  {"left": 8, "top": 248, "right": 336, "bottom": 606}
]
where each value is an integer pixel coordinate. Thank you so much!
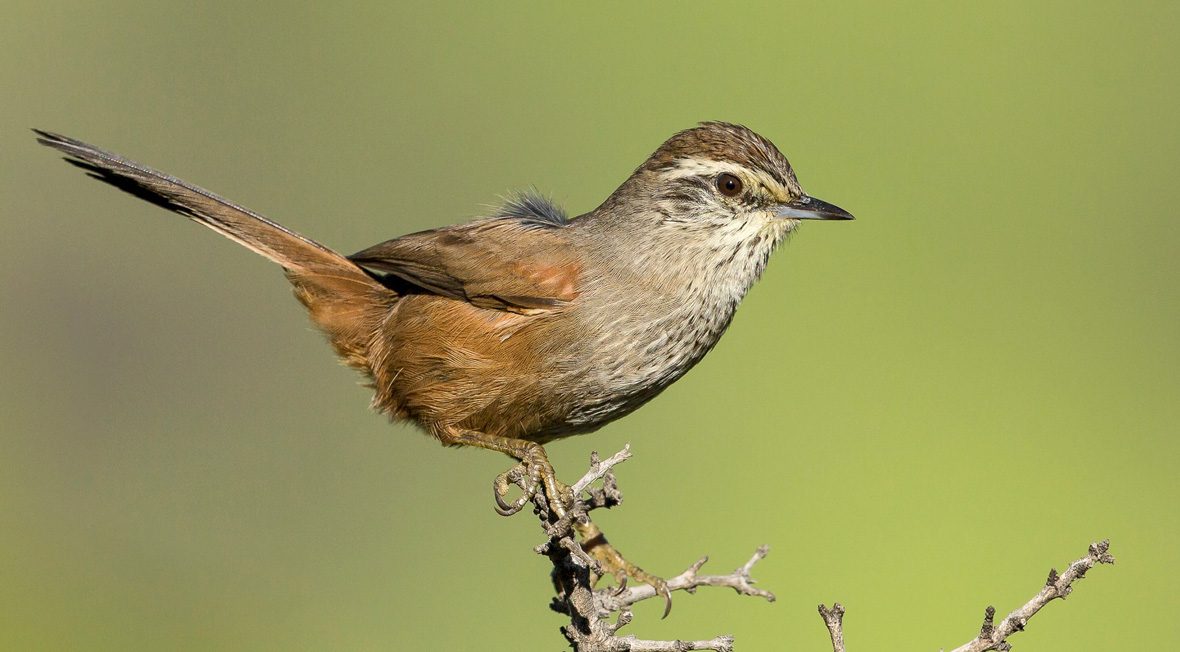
[{"left": 775, "top": 195, "right": 854, "bottom": 221}]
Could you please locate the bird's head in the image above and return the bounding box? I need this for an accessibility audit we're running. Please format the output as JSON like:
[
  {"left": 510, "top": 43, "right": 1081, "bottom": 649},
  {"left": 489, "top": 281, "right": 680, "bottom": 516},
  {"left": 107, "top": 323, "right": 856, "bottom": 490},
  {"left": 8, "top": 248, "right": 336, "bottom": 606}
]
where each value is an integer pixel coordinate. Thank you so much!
[{"left": 603, "top": 122, "right": 853, "bottom": 238}]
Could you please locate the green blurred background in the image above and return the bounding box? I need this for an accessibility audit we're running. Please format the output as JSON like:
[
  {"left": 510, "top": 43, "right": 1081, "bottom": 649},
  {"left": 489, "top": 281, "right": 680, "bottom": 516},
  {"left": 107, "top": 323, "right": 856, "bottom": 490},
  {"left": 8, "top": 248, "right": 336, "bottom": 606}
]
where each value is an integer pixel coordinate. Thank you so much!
[{"left": 2, "top": 2, "right": 1177, "bottom": 650}]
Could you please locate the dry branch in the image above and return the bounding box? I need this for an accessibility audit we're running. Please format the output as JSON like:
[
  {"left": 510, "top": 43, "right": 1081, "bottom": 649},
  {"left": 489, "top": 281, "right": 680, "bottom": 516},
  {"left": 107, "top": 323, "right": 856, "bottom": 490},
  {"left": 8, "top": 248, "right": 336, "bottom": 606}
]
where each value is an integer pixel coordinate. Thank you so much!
[
  {"left": 522, "top": 446, "right": 774, "bottom": 651},
  {"left": 948, "top": 539, "right": 1115, "bottom": 652},
  {"left": 816, "top": 540, "right": 1115, "bottom": 652},
  {"left": 507, "top": 447, "right": 1115, "bottom": 651}
]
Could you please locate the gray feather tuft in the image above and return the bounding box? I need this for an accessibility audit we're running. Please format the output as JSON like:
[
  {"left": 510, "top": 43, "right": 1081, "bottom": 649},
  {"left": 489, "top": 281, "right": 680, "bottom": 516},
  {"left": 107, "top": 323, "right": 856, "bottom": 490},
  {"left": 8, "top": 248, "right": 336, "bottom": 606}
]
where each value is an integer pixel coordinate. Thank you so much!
[{"left": 498, "top": 190, "right": 569, "bottom": 226}]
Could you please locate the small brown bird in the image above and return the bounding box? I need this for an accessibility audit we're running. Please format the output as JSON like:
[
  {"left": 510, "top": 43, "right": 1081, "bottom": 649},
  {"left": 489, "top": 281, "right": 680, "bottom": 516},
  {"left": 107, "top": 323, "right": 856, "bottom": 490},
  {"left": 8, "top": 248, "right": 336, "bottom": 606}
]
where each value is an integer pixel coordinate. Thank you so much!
[{"left": 35, "top": 122, "right": 852, "bottom": 601}]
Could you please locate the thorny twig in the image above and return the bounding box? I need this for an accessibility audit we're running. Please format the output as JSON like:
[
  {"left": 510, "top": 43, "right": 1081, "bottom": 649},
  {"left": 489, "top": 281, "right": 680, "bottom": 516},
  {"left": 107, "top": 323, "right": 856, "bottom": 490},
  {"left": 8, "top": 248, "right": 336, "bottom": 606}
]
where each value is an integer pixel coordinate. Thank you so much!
[
  {"left": 948, "top": 539, "right": 1116, "bottom": 652},
  {"left": 600, "top": 545, "right": 776, "bottom": 613},
  {"left": 816, "top": 540, "right": 1116, "bottom": 652},
  {"left": 506, "top": 447, "right": 1114, "bottom": 651},
  {"left": 818, "top": 603, "right": 846, "bottom": 652},
  {"left": 523, "top": 446, "right": 774, "bottom": 652}
]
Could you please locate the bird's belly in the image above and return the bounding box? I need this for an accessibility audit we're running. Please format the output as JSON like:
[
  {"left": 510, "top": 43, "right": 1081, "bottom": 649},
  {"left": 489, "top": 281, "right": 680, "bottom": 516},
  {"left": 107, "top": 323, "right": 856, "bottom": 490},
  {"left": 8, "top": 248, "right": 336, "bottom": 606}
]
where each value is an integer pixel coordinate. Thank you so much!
[
  {"left": 372, "top": 291, "right": 735, "bottom": 444},
  {"left": 551, "top": 306, "right": 732, "bottom": 436}
]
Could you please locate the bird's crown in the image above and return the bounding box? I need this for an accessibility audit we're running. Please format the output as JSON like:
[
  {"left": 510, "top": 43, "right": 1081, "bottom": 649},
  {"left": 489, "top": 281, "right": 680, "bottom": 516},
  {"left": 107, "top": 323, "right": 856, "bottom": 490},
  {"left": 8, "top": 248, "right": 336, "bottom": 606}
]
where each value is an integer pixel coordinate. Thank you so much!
[{"left": 643, "top": 122, "right": 802, "bottom": 199}]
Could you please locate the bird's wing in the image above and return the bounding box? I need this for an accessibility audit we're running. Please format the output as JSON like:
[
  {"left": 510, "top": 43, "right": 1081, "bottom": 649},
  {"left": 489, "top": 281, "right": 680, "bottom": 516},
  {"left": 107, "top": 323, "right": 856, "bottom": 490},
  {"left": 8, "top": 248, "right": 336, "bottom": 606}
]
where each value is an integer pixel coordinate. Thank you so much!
[{"left": 348, "top": 218, "right": 582, "bottom": 314}]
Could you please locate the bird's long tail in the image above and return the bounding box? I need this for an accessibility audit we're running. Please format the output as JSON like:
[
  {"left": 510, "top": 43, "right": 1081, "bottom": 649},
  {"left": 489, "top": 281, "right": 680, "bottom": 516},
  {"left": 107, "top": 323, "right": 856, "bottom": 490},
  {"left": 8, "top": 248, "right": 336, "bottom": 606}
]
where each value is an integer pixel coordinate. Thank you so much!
[{"left": 34, "top": 130, "right": 391, "bottom": 371}]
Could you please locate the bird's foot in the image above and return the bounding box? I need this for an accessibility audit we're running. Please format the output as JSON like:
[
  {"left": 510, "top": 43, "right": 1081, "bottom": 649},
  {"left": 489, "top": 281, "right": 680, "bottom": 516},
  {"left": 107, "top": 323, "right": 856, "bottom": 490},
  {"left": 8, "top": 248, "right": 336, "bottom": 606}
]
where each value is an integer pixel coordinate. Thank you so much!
[
  {"left": 578, "top": 520, "right": 672, "bottom": 618},
  {"left": 493, "top": 443, "right": 572, "bottom": 517}
]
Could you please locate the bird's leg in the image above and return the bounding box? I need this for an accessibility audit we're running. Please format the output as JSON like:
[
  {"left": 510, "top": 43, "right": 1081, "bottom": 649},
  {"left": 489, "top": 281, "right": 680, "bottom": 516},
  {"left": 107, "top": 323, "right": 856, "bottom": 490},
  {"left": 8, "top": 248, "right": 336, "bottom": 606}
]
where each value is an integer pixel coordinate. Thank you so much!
[
  {"left": 440, "top": 427, "right": 572, "bottom": 517},
  {"left": 575, "top": 517, "right": 672, "bottom": 617},
  {"left": 440, "top": 428, "right": 670, "bottom": 613}
]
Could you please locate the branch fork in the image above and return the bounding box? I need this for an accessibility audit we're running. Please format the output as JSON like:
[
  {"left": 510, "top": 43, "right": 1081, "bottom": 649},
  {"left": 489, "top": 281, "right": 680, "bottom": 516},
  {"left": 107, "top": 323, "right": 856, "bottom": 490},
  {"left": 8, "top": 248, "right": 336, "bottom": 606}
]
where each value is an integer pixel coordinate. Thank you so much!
[
  {"left": 507, "top": 446, "right": 1115, "bottom": 651},
  {"left": 530, "top": 445, "right": 774, "bottom": 652},
  {"left": 816, "top": 540, "right": 1115, "bottom": 652}
]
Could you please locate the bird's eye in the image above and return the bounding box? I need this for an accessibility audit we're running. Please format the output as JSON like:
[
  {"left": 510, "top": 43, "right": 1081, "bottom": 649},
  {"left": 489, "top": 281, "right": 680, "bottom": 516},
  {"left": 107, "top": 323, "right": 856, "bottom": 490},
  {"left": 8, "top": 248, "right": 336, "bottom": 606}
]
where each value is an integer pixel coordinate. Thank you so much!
[{"left": 716, "top": 173, "right": 743, "bottom": 197}]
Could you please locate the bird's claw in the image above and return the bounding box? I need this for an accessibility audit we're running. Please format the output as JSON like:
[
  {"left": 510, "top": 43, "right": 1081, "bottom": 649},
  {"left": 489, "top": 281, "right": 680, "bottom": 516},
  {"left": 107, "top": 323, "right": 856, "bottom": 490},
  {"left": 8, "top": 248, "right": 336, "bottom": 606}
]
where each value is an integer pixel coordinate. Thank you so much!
[
  {"left": 492, "top": 446, "right": 570, "bottom": 517},
  {"left": 633, "top": 568, "right": 672, "bottom": 619},
  {"left": 581, "top": 528, "right": 673, "bottom": 618},
  {"left": 493, "top": 462, "right": 531, "bottom": 515}
]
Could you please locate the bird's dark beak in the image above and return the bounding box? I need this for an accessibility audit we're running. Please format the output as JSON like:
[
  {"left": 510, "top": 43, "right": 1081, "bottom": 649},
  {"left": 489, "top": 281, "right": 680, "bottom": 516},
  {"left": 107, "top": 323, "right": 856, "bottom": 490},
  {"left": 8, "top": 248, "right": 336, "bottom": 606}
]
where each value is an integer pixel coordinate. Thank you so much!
[{"left": 775, "top": 195, "right": 854, "bottom": 221}]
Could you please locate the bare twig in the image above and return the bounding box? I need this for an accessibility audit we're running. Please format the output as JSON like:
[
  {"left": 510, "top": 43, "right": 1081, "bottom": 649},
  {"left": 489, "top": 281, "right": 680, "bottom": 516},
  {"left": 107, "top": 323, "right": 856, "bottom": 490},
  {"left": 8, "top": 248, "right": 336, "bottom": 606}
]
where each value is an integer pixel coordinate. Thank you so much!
[
  {"left": 515, "top": 448, "right": 1114, "bottom": 651},
  {"left": 948, "top": 539, "right": 1116, "bottom": 652},
  {"left": 570, "top": 445, "right": 632, "bottom": 496},
  {"left": 534, "top": 446, "right": 773, "bottom": 652},
  {"left": 818, "top": 603, "right": 845, "bottom": 652},
  {"left": 602, "top": 545, "right": 775, "bottom": 612},
  {"left": 813, "top": 541, "right": 1115, "bottom": 652},
  {"left": 607, "top": 634, "right": 735, "bottom": 652}
]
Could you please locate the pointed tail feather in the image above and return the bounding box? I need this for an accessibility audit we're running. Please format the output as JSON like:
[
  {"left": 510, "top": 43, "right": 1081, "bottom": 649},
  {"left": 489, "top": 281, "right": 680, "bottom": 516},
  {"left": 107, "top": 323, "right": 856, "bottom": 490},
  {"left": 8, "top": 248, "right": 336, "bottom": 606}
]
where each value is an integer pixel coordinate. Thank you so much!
[{"left": 34, "top": 129, "right": 392, "bottom": 369}]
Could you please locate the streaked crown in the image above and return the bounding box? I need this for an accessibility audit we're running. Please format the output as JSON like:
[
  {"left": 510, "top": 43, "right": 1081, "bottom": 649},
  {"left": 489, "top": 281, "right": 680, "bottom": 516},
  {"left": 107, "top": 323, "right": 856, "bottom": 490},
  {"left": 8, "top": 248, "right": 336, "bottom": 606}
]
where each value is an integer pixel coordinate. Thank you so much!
[{"left": 644, "top": 121, "right": 802, "bottom": 198}]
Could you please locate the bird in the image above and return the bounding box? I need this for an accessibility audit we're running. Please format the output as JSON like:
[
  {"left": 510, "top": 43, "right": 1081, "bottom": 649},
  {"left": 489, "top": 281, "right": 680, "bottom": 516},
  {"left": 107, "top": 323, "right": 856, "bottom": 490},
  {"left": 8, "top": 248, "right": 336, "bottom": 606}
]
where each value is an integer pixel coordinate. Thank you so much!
[{"left": 34, "top": 122, "right": 852, "bottom": 603}]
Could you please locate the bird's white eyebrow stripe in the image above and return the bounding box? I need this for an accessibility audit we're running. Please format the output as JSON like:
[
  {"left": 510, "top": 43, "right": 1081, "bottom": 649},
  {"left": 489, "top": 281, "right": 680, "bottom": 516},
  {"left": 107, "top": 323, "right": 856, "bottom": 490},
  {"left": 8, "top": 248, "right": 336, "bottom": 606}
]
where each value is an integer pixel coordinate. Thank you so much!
[
  {"left": 661, "top": 158, "right": 748, "bottom": 180},
  {"left": 661, "top": 157, "right": 795, "bottom": 199}
]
